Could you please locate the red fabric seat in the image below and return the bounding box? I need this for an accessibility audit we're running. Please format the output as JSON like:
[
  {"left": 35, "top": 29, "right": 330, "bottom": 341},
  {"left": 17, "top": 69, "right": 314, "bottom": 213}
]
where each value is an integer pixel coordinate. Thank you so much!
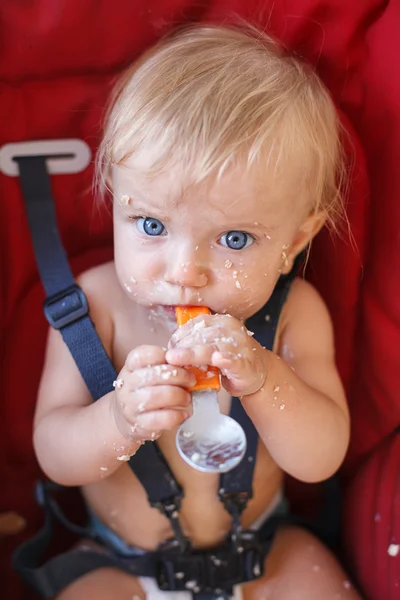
[{"left": 1, "top": 2, "right": 399, "bottom": 598}]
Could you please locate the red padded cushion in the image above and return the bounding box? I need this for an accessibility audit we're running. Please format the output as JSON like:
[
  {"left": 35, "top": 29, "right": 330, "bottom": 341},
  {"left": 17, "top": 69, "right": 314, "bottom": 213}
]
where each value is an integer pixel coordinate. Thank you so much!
[
  {"left": 343, "top": 432, "right": 400, "bottom": 599},
  {"left": 1, "top": 2, "right": 399, "bottom": 599}
]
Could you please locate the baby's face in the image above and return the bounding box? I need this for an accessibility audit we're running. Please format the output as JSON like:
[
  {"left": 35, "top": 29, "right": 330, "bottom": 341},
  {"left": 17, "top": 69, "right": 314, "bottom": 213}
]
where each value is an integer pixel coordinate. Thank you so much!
[{"left": 111, "top": 161, "right": 312, "bottom": 321}]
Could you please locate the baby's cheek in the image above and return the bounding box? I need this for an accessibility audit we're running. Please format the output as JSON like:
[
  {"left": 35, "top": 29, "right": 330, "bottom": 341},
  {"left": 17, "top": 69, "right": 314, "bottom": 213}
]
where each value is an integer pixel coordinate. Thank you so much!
[
  {"left": 220, "top": 263, "right": 258, "bottom": 292},
  {"left": 139, "top": 255, "right": 165, "bottom": 281}
]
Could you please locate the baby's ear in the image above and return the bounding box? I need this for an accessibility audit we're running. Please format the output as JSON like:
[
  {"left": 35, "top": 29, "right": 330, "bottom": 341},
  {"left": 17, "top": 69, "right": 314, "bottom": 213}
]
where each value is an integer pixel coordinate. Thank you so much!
[{"left": 281, "top": 211, "right": 327, "bottom": 274}]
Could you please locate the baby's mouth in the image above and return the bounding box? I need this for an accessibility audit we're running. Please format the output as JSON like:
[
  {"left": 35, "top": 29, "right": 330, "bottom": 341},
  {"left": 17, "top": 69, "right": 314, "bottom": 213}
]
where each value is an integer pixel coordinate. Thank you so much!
[
  {"left": 160, "top": 305, "right": 216, "bottom": 317},
  {"left": 160, "top": 305, "right": 177, "bottom": 318}
]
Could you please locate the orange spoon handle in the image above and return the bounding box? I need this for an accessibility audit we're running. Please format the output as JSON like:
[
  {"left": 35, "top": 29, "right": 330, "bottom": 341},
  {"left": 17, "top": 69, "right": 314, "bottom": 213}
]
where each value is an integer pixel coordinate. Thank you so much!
[{"left": 175, "top": 306, "right": 220, "bottom": 392}]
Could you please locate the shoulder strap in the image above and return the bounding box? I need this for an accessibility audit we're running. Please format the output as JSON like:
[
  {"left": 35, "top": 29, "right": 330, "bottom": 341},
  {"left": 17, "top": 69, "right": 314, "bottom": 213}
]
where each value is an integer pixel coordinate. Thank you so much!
[
  {"left": 219, "top": 260, "right": 302, "bottom": 525},
  {"left": 16, "top": 155, "right": 117, "bottom": 400}
]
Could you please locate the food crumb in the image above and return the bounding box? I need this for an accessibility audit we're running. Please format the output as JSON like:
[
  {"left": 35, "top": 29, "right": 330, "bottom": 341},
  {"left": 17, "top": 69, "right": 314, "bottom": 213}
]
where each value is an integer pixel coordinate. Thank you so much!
[
  {"left": 113, "top": 378, "right": 124, "bottom": 389},
  {"left": 343, "top": 580, "right": 351, "bottom": 590},
  {"left": 312, "top": 564, "right": 321, "bottom": 572},
  {"left": 116, "top": 454, "right": 131, "bottom": 461},
  {"left": 388, "top": 543, "right": 399, "bottom": 557}
]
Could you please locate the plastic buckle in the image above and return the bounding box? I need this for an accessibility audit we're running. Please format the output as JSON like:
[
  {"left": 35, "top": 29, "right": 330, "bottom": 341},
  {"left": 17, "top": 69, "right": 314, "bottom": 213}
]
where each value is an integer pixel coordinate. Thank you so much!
[
  {"left": 43, "top": 284, "right": 89, "bottom": 330},
  {"left": 218, "top": 491, "right": 250, "bottom": 514},
  {"left": 0, "top": 139, "right": 91, "bottom": 176},
  {"left": 153, "top": 494, "right": 189, "bottom": 552},
  {"left": 218, "top": 491, "right": 251, "bottom": 547},
  {"left": 157, "top": 553, "right": 205, "bottom": 593},
  {"left": 156, "top": 542, "right": 265, "bottom": 594},
  {"left": 152, "top": 494, "right": 181, "bottom": 523}
]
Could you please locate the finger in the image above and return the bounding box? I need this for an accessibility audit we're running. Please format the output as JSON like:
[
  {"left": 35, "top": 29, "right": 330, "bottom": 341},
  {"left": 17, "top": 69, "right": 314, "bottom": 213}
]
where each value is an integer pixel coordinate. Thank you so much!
[
  {"left": 136, "top": 408, "right": 189, "bottom": 432},
  {"left": 211, "top": 351, "right": 244, "bottom": 376},
  {"left": 125, "top": 346, "right": 166, "bottom": 371},
  {"left": 130, "top": 386, "right": 192, "bottom": 413},
  {"left": 169, "top": 315, "right": 215, "bottom": 346},
  {"left": 212, "top": 351, "right": 266, "bottom": 395},
  {"left": 125, "top": 365, "right": 196, "bottom": 390},
  {"left": 173, "top": 328, "right": 226, "bottom": 349},
  {"left": 211, "top": 352, "right": 247, "bottom": 395},
  {"left": 171, "top": 324, "right": 242, "bottom": 355},
  {"left": 166, "top": 345, "right": 215, "bottom": 367}
]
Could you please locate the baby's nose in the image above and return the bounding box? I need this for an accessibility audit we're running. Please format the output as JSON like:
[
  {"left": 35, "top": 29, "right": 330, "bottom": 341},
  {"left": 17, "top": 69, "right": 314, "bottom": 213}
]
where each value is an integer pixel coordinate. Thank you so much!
[{"left": 164, "top": 260, "right": 208, "bottom": 288}]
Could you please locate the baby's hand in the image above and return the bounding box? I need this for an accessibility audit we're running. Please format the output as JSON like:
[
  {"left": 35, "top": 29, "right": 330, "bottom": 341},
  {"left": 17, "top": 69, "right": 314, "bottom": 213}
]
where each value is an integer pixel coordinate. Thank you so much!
[
  {"left": 112, "top": 345, "right": 196, "bottom": 441},
  {"left": 166, "top": 314, "right": 267, "bottom": 397}
]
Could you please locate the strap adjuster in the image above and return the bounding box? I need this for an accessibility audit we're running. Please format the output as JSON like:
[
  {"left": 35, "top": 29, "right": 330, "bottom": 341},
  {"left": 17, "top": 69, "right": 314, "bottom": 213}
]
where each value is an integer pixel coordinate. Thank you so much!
[
  {"left": 153, "top": 493, "right": 189, "bottom": 552},
  {"left": 156, "top": 541, "right": 265, "bottom": 593},
  {"left": 43, "top": 284, "right": 89, "bottom": 330}
]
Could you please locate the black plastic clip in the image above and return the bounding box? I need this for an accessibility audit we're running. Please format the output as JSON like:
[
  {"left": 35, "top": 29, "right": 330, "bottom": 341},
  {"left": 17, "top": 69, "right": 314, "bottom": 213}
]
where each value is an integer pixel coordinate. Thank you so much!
[{"left": 43, "top": 284, "right": 89, "bottom": 329}]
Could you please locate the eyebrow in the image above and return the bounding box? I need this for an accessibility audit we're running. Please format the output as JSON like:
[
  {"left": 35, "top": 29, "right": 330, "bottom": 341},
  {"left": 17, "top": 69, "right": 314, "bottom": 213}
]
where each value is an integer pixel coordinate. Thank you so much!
[
  {"left": 126, "top": 202, "right": 171, "bottom": 222},
  {"left": 237, "top": 221, "right": 277, "bottom": 229}
]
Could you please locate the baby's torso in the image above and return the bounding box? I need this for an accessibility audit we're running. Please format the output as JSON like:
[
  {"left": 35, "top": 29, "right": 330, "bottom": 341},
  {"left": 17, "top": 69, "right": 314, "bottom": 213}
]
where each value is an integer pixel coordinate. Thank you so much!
[{"left": 82, "top": 263, "right": 284, "bottom": 551}]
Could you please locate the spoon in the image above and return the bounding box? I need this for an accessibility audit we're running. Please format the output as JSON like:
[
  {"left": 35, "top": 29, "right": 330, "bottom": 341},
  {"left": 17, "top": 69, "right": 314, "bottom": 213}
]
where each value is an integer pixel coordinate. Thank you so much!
[{"left": 175, "top": 306, "right": 247, "bottom": 473}]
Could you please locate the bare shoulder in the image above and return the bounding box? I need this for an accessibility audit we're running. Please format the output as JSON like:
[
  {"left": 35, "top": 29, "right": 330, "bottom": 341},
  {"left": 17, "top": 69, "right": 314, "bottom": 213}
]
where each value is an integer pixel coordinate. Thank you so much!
[
  {"left": 77, "top": 260, "right": 120, "bottom": 305},
  {"left": 77, "top": 261, "right": 124, "bottom": 341},
  {"left": 276, "top": 277, "right": 347, "bottom": 411},
  {"left": 278, "top": 276, "right": 335, "bottom": 362}
]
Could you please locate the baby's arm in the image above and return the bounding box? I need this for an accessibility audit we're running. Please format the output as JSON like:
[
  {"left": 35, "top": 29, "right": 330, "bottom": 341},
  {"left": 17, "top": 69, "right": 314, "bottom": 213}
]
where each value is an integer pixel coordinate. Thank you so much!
[
  {"left": 167, "top": 279, "right": 349, "bottom": 483},
  {"left": 33, "top": 272, "right": 193, "bottom": 486},
  {"left": 34, "top": 325, "right": 139, "bottom": 485},
  {"left": 241, "top": 279, "right": 349, "bottom": 482}
]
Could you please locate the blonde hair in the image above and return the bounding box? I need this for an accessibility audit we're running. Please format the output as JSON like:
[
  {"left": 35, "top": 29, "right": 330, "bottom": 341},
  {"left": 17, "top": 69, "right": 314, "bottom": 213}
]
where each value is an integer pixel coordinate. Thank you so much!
[{"left": 96, "top": 24, "right": 346, "bottom": 227}]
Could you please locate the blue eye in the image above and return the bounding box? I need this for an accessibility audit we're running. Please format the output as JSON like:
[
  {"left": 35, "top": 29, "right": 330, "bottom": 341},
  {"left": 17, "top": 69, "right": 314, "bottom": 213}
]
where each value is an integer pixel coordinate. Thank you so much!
[
  {"left": 136, "top": 217, "right": 165, "bottom": 236},
  {"left": 219, "top": 231, "right": 254, "bottom": 250}
]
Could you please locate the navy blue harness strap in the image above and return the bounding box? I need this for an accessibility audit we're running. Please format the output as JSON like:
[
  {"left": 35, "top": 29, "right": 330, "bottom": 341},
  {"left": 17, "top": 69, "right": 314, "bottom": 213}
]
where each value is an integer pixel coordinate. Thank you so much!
[
  {"left": 220, "top": 266, "right": 298, "bottom": 498},
  {"left": 15, "top": 156, "right": 117, "bottom": 401},
  {"left": 13, "top": 507, "right": 157, "bottom": 598}
]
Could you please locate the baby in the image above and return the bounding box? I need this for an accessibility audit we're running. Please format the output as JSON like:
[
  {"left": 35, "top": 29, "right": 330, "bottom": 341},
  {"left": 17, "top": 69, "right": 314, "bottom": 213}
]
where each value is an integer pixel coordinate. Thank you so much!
[{"left": 34, "top": 25, "right": 361, "bottom": 600}]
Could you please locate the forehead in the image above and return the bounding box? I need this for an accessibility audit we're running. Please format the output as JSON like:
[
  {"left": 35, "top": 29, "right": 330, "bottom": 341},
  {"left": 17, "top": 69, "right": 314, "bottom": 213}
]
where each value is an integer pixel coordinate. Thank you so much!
[{"left": 112, "top": 157, "right": 307, "bottom": 221}]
